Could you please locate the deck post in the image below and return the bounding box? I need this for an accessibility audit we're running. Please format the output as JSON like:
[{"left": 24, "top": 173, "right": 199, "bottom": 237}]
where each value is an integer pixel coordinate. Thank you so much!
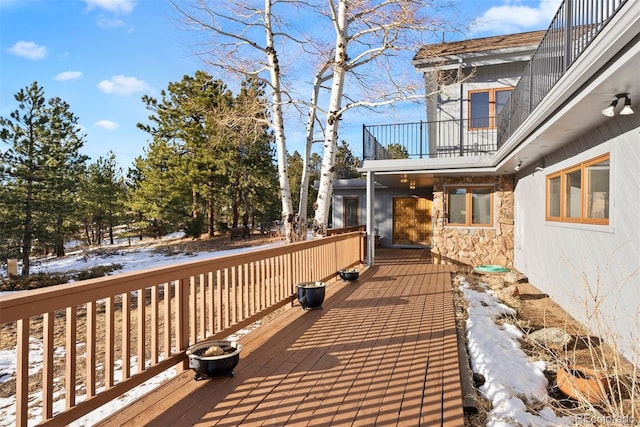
[{"left": 365, "top": 170, "right": 376, "bottom": 266}]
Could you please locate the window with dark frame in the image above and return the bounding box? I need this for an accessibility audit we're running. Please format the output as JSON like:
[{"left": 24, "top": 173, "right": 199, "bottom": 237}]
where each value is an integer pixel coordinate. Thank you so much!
[
  {"left": 545, "top": 153, "right": 610, "bottom": 224},
  {"left": 446, "top": 186, "right": 493, "bottom": 226},
  {"left": 343, "top": 197, "right": 360, "bottom": 227},
  {"left": 469, "top": 87, "right": 513, "bottom": 129}
]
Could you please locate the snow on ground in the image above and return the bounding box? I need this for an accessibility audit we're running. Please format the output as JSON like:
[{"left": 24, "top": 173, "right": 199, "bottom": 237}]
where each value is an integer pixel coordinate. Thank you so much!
[
  {"left": 1, "top": 232, "right": 284, "bottom": 294},
  {"left": 1, "top": 239, "right": 573, "bottom": 426},
  {"left": 0, "top": 234, "right": 282, "bottom": 426},
  {"left": 458, "top": 276, "right": 572, "bottom": 426}
]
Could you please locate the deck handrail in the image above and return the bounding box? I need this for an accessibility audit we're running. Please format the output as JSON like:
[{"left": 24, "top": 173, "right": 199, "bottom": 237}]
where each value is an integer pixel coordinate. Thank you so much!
[
  {"left": 496, "top": 0, "right": 628, "bottom": 146},
  {"left": 363, "top": 1, "right": 629, "bottom": 159},
  {"left": 1, "top": 232, "right": 365, "bottom": 426},
  {"left": 326, "top": 225, "right": 365, "bottom": 236},
  {"left": 362, "top": 118, "right": 498, "bottom": 161}
]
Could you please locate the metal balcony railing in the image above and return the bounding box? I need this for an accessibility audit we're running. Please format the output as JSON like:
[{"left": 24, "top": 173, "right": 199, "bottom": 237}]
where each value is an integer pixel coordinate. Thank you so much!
[
  {"left": 363, "top": 118, "right": 498, "bottom": 161},
  {"left": 497, "top": 0, "right": 628, "bottom": 147},
  {"left": 363, "top": 0, "right": 628, "bottom": 161}
]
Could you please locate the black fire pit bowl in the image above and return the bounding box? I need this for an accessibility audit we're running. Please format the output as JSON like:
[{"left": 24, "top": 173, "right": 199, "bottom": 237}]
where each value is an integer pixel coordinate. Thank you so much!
[
  {"left": 338, "top": 269, "right": 360, "bottom": 281},
  {"left": 186, "top": 340, "right": 242, "bottom": 380}
]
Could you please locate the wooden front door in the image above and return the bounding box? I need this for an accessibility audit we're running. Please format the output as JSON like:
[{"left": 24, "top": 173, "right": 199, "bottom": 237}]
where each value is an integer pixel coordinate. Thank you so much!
[{"left": 392, "top": 197, "right": 432, "bottom": 246}]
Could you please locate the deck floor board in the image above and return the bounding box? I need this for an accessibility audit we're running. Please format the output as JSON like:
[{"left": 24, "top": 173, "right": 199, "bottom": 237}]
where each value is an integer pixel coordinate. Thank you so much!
[{"left": 97, "top": 249, "right": 465, "bottom": 426}]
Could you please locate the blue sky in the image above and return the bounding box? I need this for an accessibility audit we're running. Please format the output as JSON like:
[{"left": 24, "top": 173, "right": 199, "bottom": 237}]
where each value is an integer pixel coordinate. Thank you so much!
[{"left": 0, "top": 0, "right": 560, "bottom": 170}]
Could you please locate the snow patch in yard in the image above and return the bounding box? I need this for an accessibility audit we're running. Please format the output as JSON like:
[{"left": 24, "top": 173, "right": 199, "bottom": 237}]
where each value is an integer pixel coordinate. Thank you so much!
[
  {"left": 0, "top": 238, "right": 282, "bottom": 426},
  {"left": 2, "top": 244, "right": 575, "bottom": 426},
  {"left": 459, "top": 276, "right": 572, "bottom": 426}
]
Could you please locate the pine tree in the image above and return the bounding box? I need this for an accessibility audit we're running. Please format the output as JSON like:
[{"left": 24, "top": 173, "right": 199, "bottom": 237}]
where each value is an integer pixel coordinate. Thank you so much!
[
  {"left": 39, "top": 97, "right": 88, "bottom": 256},
  {"left": 79, "top": 152, "right": 125, "bottom": 245},
  {"left": 135, "top": 71, "right": 234, "bottom": 237},
  {"left": 0, "top": 82, "right": 87, "bottom": 274},
  {"left": 226, "top": 78, "right": 278, "bottom": 229},
  {"left": 127, "top": 141, "right": 191, "bottom": 237},
  {"left": 334, "top": 140, "right": 361, "bottom": 179},
  {"left": 133, "top": 72, "right": 279, "bottom": 236},
  {"left": 288, "top": 150, "right": 317, "bottom": 221}
]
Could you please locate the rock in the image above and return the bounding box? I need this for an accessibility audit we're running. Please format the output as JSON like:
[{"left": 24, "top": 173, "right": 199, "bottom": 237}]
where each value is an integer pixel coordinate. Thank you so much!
[
  {"left": 472, "top": 372, "right": 485, "bottom": 388},
  {"left": 500, "top": 284, "right": 519, "bottom": 299},
  {"left": 503, "top": 272, "right": 519, "bottom": 284},
  {"left": 204, "top": 345, "right": 224, "bottom": 357},
  {"left": 528, "top": 327, "right": 572, "bottom": 349}
]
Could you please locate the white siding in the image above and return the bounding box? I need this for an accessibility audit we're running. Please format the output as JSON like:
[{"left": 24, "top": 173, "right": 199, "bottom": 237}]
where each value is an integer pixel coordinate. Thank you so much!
[
  {"left": 429, "top": 62, "right": 530, "bottom": 156},
  {"left": 514, "top": 117, "right": 640, "bottom": 361}
]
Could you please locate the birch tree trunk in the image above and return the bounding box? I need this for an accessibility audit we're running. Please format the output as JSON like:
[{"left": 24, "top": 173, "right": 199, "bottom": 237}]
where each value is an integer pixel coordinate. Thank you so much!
[
  {"left": 176, "top": 0, "right": 458, "bottom": 242},
  {"left": 312, "top": 0, "right": 348, "bottom": 237},
  {"left": 264, "top": 0, "right": 295, "bottom": 242},
  {"left": 297, "top": 62, "right": 331, "bottom": 241}
]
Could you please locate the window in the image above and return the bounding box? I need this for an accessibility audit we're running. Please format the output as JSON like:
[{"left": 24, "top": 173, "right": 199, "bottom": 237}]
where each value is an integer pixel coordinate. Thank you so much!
[
  {"left": 546, "top": 154, "right": 610, "bottom": 224},
  {"left": 343, "top": 197, "right": 360, "bottom": 227},
  {"left": 469, "top": 88, "right": 513, "bottom": 129},
  {"left": 446, "top": 186, "right": 493, "bottom": 226},
  {"left": 585, "top": 157, "right": 610, "bottom": 220}
]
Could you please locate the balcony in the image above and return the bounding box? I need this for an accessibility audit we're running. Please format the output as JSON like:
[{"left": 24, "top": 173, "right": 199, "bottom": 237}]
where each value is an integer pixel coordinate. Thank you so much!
[
  {"left": 363, "top": 118, "right": 498, "bottom": 161},
  {"left": 363, "top": 0, "right": 629, "bottom": 162},
  {"left": 0, "top": 233, "right": 465, "bottom": 426},
  {"left": 497, "top": 0, "right": 629, "bottom": 147}
]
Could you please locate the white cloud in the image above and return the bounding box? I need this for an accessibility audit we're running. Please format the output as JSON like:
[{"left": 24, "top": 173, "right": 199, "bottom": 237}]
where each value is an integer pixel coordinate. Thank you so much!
[
  {"left": 54, "top": 71, "right": 82, "bottom": 81},
  {"left": 97, "top": 75, "right": 149, "bottom": 95},
  {"left": 7, "top": 41, "right": 47, "bottom": 60},
  {"left": 95, "top": 120, "right": 120, "bottom": 130},
  {"left": 83, "top": 0, "right": 135, "bottom": 15},
  {"left": 471, "top": 0, "right": 562, "bottom": 35},
  {"left": 97, "top": 16, "right": 126, "bottom": 29}
]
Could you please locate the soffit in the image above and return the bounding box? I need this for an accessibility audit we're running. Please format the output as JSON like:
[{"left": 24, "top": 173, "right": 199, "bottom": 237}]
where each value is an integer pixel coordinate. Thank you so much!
[{"left": 361, "top": 2, "right": 640, "bottom": 190}]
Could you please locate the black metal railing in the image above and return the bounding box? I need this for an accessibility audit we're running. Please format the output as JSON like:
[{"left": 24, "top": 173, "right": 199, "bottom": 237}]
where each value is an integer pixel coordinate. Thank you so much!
[
  {"left": 363, "top": 118, "right": 498, "bottom": 160},
  {"left": 363, "top": 0, "right": 629, "bottom": 161},
  {"left": 497, "top": 0, "right": 628, "bottom": 146}
]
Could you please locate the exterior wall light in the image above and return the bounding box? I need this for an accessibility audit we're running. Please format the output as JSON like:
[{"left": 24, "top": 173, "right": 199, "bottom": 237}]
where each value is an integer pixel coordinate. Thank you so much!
[
  {"left": 514, "top": 161, "right": 523, "bottom": 172},
  {"left": 620, "top": 96, "right": 635, "bottom": 115},
  {"left": 602, "top": 93, "right": 634, "bottom": 117},
  {"left": 601, "top": 99, "right": 617, "bottom": 117}
]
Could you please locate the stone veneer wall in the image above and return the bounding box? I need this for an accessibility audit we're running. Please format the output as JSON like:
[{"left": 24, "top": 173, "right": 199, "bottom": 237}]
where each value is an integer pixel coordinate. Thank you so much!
[{"left": 431, "top": 175, "right": 514, "bottom": 268}]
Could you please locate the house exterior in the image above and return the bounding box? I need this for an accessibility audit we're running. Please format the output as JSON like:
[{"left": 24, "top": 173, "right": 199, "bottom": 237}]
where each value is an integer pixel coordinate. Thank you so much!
[{"left": 334, "top": 0, "right": 639, "bottom": 362}]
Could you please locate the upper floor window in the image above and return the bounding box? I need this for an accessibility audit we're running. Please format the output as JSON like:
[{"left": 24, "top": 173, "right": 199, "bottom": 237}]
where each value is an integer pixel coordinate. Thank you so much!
[
  {"left": 343, "top": 197, "right": 360, "bottom": 227},
  {"left": 546, "top": 154, "right": 610, "bottom": 224},
  {"left": 469, "top": 88, "right": 513, "bottom": 129},
  {"left": 446, "top": 186, "right": 493, "bottom": 226}
]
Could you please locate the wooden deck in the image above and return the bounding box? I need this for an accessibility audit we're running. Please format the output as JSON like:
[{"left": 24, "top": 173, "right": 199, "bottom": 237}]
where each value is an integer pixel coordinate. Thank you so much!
[{"left": 98, "top": 249, "right": 465, "bottom": 426}]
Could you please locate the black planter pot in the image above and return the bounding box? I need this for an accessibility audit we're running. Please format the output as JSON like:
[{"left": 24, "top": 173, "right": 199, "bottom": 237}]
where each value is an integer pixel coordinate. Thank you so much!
[
  {"left": 296, "top": 281, "right": 326, "bottom": 310},
  {"left": 186, "top": 340, "right": 242, "bottom": 380},
  {"left": 338, "top": 269, "right": 359, "bottom": 281}
]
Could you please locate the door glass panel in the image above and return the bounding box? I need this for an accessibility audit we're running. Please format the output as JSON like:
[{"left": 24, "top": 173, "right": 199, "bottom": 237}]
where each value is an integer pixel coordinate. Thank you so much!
[
  {"left": 344, "top": 197, "right": 359, "bottom": 227},
  {"left": 393, "top": 197, "right": 432, "bottom": 245}
]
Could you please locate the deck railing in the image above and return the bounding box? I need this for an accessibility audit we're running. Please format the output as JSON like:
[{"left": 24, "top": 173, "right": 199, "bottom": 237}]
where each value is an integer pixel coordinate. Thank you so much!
[
  {"left": 0, "top": 232, "right": 365, "bottom": 426},
  {"left": 363, "top": 1, "right": 628, "bottom": 160},
  {"left": 362, "top": 118, "right": 498, "bottom": 161},
  {"left": 496, "top": 0, "right": 628, "bottom": 146}
]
